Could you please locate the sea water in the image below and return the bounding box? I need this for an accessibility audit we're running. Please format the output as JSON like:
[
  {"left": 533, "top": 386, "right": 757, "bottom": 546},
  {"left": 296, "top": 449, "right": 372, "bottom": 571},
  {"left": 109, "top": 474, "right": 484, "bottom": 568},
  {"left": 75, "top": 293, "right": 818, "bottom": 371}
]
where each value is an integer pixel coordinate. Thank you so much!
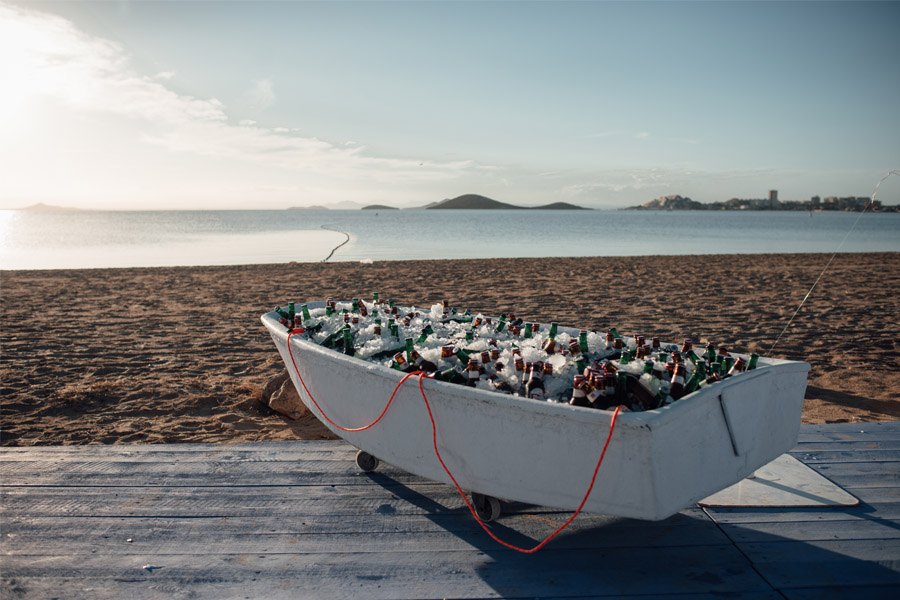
[{"left": 1, "top": 208, "right": 898, "bottom": 270}]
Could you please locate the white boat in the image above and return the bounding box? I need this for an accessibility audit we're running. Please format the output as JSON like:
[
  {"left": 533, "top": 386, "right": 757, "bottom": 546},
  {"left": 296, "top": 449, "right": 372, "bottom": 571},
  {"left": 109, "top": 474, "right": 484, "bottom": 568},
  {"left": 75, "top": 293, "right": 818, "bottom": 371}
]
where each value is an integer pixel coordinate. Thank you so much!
[{"left": 262, "top": 302, "right": 810, "bottom": 522}]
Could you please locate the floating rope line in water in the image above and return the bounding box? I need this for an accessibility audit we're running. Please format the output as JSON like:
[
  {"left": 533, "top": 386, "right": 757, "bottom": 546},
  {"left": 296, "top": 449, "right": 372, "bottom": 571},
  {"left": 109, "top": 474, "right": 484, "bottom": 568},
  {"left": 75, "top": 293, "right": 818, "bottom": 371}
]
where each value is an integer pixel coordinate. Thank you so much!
[
  {"left": 320, "top": 225, "right": 350, "bottom": 262},
  {"left": 768, "top": 169, "right": 899, "bottom": 354}
]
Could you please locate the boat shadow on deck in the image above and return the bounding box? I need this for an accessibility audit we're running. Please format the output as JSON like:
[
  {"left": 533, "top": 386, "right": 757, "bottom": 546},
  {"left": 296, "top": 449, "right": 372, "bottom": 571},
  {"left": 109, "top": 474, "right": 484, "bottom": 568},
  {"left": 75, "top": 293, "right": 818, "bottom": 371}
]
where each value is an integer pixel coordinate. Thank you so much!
[{"left": 362, "top": 463, "right": 900, "bottom": 598}]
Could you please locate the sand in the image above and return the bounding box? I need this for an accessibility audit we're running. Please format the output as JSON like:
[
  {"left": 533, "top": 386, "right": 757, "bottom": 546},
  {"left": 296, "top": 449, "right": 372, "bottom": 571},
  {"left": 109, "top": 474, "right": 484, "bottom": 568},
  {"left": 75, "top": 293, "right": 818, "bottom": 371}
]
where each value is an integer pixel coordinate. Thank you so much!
[{"left": 1, "top": 253, "right": 898, "bottom": 446}]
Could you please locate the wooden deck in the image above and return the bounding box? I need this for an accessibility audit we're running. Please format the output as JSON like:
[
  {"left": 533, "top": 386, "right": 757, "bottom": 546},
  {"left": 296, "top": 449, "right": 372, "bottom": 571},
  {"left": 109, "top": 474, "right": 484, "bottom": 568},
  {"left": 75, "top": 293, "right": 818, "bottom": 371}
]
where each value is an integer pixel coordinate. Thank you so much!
[{"left": 2, "top": 422, "right": 899, "bottom": 599}]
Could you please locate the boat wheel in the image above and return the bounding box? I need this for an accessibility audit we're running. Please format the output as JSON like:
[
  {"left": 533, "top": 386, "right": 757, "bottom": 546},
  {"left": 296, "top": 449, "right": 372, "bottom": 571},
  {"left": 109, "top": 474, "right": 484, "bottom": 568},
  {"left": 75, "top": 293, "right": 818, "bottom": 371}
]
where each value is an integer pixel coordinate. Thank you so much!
[
  {"left": 471, "top": 492, "right": 502, "bottom": 522},
  {"left": 355, "top": 450, "right": 379, "bottom": 473}
]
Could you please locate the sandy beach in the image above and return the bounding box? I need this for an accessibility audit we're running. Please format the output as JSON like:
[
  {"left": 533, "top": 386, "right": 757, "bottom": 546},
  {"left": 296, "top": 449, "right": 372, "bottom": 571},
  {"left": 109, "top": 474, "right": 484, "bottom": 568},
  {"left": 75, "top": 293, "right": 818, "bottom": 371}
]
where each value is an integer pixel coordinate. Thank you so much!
[{"left": 1, "top": 252, "right": 898, "bottom": 446}]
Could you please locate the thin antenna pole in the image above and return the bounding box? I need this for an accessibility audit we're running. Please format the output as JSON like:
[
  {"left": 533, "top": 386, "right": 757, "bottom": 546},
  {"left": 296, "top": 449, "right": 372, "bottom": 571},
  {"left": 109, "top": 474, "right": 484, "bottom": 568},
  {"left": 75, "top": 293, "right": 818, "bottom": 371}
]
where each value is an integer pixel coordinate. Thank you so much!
[{"left": 767, "top": 169, "right": 899, "bottom": 354}]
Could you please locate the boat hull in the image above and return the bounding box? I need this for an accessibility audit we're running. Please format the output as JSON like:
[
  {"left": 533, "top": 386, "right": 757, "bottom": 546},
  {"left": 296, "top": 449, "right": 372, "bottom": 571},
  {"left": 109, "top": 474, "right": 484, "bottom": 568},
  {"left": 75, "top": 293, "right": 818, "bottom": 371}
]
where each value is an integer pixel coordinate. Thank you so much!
[{"left": 263, "top": 304, "right": 809, "bottom": 521}]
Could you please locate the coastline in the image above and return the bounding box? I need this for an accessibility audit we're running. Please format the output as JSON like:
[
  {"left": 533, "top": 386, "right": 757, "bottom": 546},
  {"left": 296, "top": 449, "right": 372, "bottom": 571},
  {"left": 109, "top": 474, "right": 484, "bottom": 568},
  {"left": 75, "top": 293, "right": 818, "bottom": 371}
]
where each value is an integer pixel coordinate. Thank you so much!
[{"left": 1, "top": 252, "right": 898, "bottom": 446}]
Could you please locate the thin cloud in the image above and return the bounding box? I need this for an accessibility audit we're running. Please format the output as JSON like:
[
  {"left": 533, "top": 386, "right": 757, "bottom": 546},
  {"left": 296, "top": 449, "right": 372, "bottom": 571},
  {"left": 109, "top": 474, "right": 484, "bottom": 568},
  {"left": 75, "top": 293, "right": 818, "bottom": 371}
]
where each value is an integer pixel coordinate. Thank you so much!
[{"left": 0, "top": 3, "right": 492, "bottom": 207}]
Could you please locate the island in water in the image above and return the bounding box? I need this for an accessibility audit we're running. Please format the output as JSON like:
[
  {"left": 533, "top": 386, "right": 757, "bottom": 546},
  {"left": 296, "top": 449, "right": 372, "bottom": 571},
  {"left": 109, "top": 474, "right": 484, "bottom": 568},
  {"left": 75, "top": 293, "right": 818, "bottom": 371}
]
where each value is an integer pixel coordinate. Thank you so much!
[
  {"left": 361, "top": 204, "right": 399, "bottom": 210},
  {"left": 424, "top": 194, "right": 588, "bottom": 210}
]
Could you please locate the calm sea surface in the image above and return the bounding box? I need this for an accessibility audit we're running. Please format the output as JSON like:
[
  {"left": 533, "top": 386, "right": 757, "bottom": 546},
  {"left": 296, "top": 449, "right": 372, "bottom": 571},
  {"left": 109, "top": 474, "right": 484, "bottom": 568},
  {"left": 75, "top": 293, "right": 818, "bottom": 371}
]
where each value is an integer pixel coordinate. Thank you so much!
[{"left": 1, "top": 209, "right": 898, "bottom": 270}]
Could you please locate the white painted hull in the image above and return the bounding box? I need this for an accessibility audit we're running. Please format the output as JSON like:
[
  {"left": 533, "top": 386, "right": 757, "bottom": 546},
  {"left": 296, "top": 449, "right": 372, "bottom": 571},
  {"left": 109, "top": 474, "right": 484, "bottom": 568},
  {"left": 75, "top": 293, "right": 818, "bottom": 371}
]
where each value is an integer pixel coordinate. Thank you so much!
[{"left": 263, "top": 303, "right": 809, "bottom": 521}]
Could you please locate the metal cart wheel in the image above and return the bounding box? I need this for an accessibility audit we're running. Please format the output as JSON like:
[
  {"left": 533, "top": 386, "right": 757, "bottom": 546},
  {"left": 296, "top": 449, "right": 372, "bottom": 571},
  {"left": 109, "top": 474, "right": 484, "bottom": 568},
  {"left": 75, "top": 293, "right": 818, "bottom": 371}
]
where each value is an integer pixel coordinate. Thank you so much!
[
  {"left": 471, "top": 492, "right": 502, "bottom": 522},
  {"left": 355, "top": 450, "right": 379, "bottom": 473}
]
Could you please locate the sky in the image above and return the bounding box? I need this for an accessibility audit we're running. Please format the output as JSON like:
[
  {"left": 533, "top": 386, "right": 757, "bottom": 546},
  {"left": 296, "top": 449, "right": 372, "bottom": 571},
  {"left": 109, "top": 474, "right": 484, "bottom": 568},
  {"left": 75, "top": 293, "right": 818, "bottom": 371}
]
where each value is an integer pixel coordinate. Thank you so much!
[{"left": 1, "top": 0, "right": 898, "bottom": 210}]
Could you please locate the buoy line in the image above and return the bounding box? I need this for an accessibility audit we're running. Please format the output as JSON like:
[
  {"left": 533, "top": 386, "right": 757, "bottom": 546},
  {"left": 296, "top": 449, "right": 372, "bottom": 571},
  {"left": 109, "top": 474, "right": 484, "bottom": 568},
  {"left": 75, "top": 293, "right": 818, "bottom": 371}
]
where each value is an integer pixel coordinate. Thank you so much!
[{"left": 320, "top": 225, "right": 351, "bottom": 262}]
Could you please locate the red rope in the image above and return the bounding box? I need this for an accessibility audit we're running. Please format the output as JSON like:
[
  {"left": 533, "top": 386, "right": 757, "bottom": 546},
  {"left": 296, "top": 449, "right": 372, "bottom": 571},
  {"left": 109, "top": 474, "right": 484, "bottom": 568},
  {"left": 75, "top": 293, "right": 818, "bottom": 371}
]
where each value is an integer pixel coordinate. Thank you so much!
[
  {"left": 416, "top": 373, "right": 622, "bottom": 553},
  {"left": 284, "top": 331, "right": 622, "bottom": 553},
  {"left": 286, "top": 330, "right": 421, "bottom": 432}
]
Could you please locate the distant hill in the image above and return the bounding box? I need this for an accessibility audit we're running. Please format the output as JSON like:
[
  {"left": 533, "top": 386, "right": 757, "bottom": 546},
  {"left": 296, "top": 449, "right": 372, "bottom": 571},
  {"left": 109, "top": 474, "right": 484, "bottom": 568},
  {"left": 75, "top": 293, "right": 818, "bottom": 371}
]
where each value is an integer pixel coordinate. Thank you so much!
[
  {"left": 627, "top": 195, "right": 704, "bottom": 210},
  {"left": 361, "top": 204, "right": 398, "bottom": 210},
  {"left": 427, "top": 194, "right": 588, "bottom": 210},
  {"left": 287, "top": 205, "right": 329, "bottom": 210}
]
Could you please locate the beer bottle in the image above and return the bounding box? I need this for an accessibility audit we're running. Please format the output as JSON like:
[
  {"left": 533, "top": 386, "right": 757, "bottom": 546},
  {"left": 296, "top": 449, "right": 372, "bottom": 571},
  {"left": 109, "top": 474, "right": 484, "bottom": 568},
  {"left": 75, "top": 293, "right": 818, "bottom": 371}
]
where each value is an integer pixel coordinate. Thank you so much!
[
  {"left": 372, "top": 292, "right": 380, "bottom": 304},
  {"left": 495, "top": 314, "right": 507, "bottom": 333},
  {"left": 411, "top": 351, "right": 437, "bottom": 373},
  {"left": 358, "top": 302, "right": 368, "bottom": 317},
  {"left": 454, "top": 347, "right": 471, "bottom": 363},
  {"left": 570, "top": 375, "right": 591, "bottom": 407},
  {"left": 404, "top": 338, "right": 415, "bottom": 363},
  {"left": 705, "top": 342, "right": 717, "bottom": 363},
  {"left": 325, "top": 298, "right": 336, "bottom": 316},
  {"left": 626, "top": 373, "right": 660, "bottom": 410},
  {"left": 747, "top": 353, "right": 760, "bottom": 370},
  {"left": 342, "top": 327, "right": 356, "bottom": 357},
  {"left": 300, "top": 304, "right": 312, "bottom": 322},
  {"left": 287, "top": 302, "right": 296, "bottom": 323},
  {"left": 466, "top": 359, "right": 481, "bottom": 386},
  {"left": 391, "top": 352, "right": 410, "bottom": 371},
  {"left": 639, "top": 360, "right": 662, "bottom": 400},
  {"left": 542, "top": 338, "right": 557, "bottom": 353},
  {"left": 579, "top": 330, "right": 590, "bottom": 354},
  {"left": 651, "top": 336, "right": 661, "bottom": 350},
  {"left": 724, "top": 356, "right": 736, "bottom": 376},
  {"left": 728, "top": 356, "right": 747, "bottom": 376},
  {"left": 433, "top": 367, "right": 466, "bottom": 385},
  {"left": 523, "top": 323, "right": 533, "bottom": 339},
  {"left": 548, "top": 322, "right": 559, "bottom": 339},
  {"left": 524, "top": 364, "right": 545, "bottom": 400},
  {"left": 373, "top": 318, "right": 382, "bottom": 336},
  {"left": 351, "top": 298, "right": 360, "bottom": 313},
  {"left": 416, "top": 324, "right": 435, "bottom": 344},
  {"left": 684, "top": 361, "right": 707, "bottom": 395},
  {"left": 670, "top": 364, "right": 687, "bottom": 400}
]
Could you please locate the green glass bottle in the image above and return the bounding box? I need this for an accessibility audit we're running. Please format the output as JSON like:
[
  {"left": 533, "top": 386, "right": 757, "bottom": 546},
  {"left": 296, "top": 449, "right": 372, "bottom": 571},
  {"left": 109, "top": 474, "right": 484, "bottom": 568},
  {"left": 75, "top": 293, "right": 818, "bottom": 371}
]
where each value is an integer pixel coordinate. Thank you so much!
[
  {"left": 548, "top": 322, "right": 559, "bottom": 340},
  {"left": 465, "top": 330, "right": 474, "bottom": 342},
  {"left": 274, "top": 306, "right": 290, "bottom": 320},
  {"left": 300, "top": 304, "right": 311, "bottom": 322},
  {"left": 579, "top": 330, "right": 589, "bottom": 354},
  {"left": 351, "top": 298, "right": 360, "bottom": 313},
  {"left": 724, "top": 356, "right": 735, "bottom": 375},
  {"left": 495, "top": 314, "right": 507, "bottom": 333},
  {"left": 405, "top": 338, "right": 415, "bottom": 363},
  {"left": 416, "top": 324, "right": 434, "bottom": 344},
  {"left": 342, "top": 327, "right": 355, "bottom": 357},
  {"left": 747, "top": 353, "right": 760, "bottom": 370},
  {"left": 454, "top": 348, "right": 470, "bottom": 363},
  {"left": 609, "top": 327, "right": 621, "bottom": 339},
  {"left": 523, "top": 323, "right": 533, "bottom": 339},
  {"left": 684, "top": 362, "right": 706, "bottom": 394},
  {"left": 372, "top": 291, "right": 379, "bottom": 304},
  {"left": 576, "top": 357, "right": 588, "bottom": 374},
  {"left": 287, "top": 302, "right": 296, "bottom": 323}
]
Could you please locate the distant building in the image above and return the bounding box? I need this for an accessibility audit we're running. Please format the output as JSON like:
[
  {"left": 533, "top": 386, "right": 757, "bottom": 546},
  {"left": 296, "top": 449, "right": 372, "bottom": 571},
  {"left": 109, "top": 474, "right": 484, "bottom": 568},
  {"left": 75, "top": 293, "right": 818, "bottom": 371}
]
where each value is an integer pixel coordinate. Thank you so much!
[
  {"left": 769, "top": 190, "right": 778, "bottom": 202},
  {"left": 810, "top": 195, "right": 821, "bottom": 207}
]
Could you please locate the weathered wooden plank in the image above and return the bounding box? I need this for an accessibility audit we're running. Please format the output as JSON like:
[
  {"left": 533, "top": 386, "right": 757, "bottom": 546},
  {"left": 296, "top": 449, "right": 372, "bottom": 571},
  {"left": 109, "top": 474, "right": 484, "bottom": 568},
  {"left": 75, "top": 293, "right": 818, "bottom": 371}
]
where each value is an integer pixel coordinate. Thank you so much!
[
  {"left": 804, "top": 461, "right": 900, "bottom": 489},
  {"left": 0, "top": 485, "right": 710, "bottom": 519},
  {"left": 704, "top": 502, "right": 900, "bottom": 524},
  {"left": 0, "top": 576, "right": 784, "bottom": 600},
  {"left": 0, "top": 508, "right": 711, "bottom": 537},
  {"left": 0, "top": 459, "right": 427, "bottom": 487},
  {"left": 719, "top": 519, "right": 900, "bottom": 543},
  {"left": 0, "top": 443, "right": 356, "bottom": 462},
  {"left": 790, "top": 440, "right": 900, "bottom": 452},
  {"left": 782, "top": 585, "right": 900, "bottom": 600},
  {"left": 740, "top": 539, "right": 900, "bottom": 588},
  {"left": 799, "top": 422, "right": 900, "bottom": 435},
  {"left": 789, "top": 449, "right": 900, "bottom": 464},
  {"left": 0, "top": 546, "right": 774, "bottom": 599},
  {"left": 0, "top": 509, "right": 727, "bottom": 556}
]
